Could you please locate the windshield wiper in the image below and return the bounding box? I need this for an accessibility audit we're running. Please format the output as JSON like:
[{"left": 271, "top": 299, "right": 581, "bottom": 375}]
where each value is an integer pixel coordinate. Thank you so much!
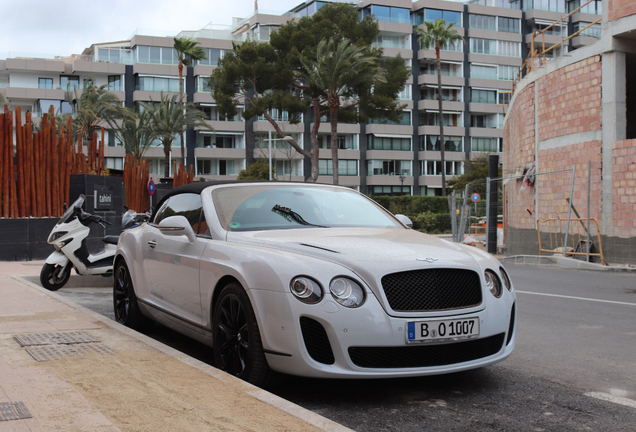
[{"left": 271, "top": 205, "right": 327, "bottom": 228}]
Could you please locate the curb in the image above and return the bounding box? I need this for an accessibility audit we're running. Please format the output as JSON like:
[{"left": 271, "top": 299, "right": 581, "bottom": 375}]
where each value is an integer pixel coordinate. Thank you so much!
[
  {"left": 498, "top": 255, "right": 636, "bottom": 273},
  {"left": 13, "top": 275, "right": 355, "bottom": 432}
]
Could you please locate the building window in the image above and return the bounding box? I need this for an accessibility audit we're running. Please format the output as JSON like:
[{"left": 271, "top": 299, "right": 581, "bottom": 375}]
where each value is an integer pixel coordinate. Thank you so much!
[
  {"left": 419, "top": 136, "right": 463, "bottom": 152},
  {"left": 105, "top": 157, "right": 124, "bottom": 170},
  {"left": 368, "top": 135, "right": 411, "bottom": 151},
  {"left": 373, "top": 35, "right": 410, "bottom": 50},
  {"left": 420, "top": 112, "right": 463, "bottom": 127},
  {"left": 498, "top": 17, "right": 521, "bottom": 33},
  {"left": 200, "top": 134, "right": 239, "bottom": 149},
  {"left": 469, "top": 0, "right": 520, "bottom": 9},
  {"left": 471, "top": 137, "right": 501, "bottom": 152},
  {"left": 97, "top": 47, "right": 133, "bottom": 64},
  {"left": 498, "top": 92, "right": 511, "bottom": 104},
  {"left": 137, "top": 76, "right": 181, "bottom": 92},
  {"left": 370, "top": 186, "right": 410, "bottom": 196},
  {"left": 568, "top": 0, "right": 602, "bottom": 14},
  {"left": 498, "top": 65, "right": 520, "bottom": 80},
  {"left": 420, "top": 38, "right": 463, "bottom": 52},
  {"left": 470, "top": 113, "right": 501, "bottom": 128},
  {"left": 319, "top": 159, "right": 358, "bottom": 176},
  {"left": 421, "top": 87, "right": 462, "bottom": 102},
  {"left": 136, "top": 46, "right": 177, "bottom": 65},
  {"left": 420, "top": 61, "right": 463, "bottom": 77},
  {"left": 318, "top": 135, "right": 357, "bottom": 150},
  {"left": 367, "top": 160, "right": 412, "bottom": 176},
  {"left": 200, "top": 105, "right": 243, "bottom": 121},
  {"left": 423, "top": 160, "right": 463, "bottom": 176},
  {"left": 470, "top": 39, "right": 521, "bottom": 57},
  {"left": 524, "top": 0, "right": 566, "bottom": 12},
  {"left": 469, "top": 14, "right": 496, "bottom": 31},
  {"left": 38, "top": 78, "right": 53, "bottom": 89},
  {"left": 573, "top": 22, "right": 602, "bottom": 38},
  {"left": 368, "top": 112, "right": 411, "bottom": 126},
  {"left": 196, "top": 48, "right": 223, "bottom": 66},
  {"left": 471, "top": 64, "right": 498, "bottom": 80},
  {"left": 108, "top": 75, "right": 121, "bottom": 91},
  {"left": 60, "top": 76, "right": 80, "bottom": 91},
  {"left": 469, "top": 38, "right": 497, "bottom": 55},
  {"left": 471, "top": 89, "right": 497, "bottom": 104},
  {"left": 363, "top": 5, "right": 410, "bottom": 24},
  {"left": 534, "top": 22, "right": 567, "bottom": 37},
  {"left": 197, "top": 159, "right": 242, "bottom": 176},
  {"left": 419, "top": 9, "right": 462, "bottom": 26}
]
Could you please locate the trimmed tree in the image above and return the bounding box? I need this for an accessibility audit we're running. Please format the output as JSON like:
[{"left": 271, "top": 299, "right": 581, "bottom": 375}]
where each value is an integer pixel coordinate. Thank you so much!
[
  {"left": 143, "top": 93, "right": 212, "bottom": 179},
  {"left": 108, "top": 108, "right": 156, "bottom": 162},
  {"left": 70, "top": 78, "right": 126, "bottom": 144},
  {"left": 416, "top": 19, "right": 464, "bottom": 196},
  {"left": 210, "top": 2, "right": 409, "bottom": 183},
  {"left": 174, "top": 38, "right": 207, "bottom": 166}
]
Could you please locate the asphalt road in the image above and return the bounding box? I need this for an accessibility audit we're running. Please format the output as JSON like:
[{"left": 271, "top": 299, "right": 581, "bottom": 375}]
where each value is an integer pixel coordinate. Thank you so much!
[{"left": 51, "top": 264, "right": 636, "bottom": 431}]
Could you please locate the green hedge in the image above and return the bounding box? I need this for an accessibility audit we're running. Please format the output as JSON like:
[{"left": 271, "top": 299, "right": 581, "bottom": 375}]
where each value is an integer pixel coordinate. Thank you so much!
[{"left": 370, "top": 195, "right": 458, "bottom": 234}]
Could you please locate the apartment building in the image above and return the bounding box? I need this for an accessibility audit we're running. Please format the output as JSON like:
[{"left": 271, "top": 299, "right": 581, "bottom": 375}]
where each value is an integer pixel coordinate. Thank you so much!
[{"left": 0, "top": 0, "right": 602, "bottom": 195}]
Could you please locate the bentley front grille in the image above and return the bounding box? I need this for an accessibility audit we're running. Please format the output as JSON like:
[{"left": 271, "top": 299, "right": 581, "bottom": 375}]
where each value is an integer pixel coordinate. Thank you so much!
[{"left": 381, "top": 268, "right": 482, "bottom": 312}]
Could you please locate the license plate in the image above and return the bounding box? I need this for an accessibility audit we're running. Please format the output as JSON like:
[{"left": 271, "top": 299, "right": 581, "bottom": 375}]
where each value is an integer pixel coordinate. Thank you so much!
[{"left": 407, "top": 317, "right": 480, "bottom": 343}]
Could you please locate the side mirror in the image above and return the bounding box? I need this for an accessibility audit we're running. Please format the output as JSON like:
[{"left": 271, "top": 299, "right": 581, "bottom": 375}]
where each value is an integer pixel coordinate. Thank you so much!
[
  {"left": 395, "top": 214, "right": 413, "bottom": 229},
  {"left": 158, "top": 216, "right": 196, "bottom": 243}
]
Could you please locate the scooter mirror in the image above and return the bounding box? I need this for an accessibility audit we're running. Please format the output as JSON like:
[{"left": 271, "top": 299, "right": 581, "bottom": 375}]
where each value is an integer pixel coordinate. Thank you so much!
[{"left": 63, "top": 203, "right": 67, "bottom": 212}]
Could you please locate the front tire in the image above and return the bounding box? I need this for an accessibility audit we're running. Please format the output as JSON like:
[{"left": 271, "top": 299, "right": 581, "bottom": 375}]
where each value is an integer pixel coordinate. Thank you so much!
[
  {"left": 113, "top": 261, "right": 152, "bottom": 331},
  {"left": 212, "top": 283, "right": 274, "bottom": 387},
  {"left": 40, "top": 263, "right": 71, "bottom": 291}
]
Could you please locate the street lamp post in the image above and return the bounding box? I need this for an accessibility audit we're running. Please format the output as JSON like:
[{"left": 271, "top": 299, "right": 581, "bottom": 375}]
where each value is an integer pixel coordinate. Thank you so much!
[
  {"left": 399, "top": 174, "right": 405, "bottom": 196},
  {"left": 262, "top": 134, "right": 294, "bottom": 181}
]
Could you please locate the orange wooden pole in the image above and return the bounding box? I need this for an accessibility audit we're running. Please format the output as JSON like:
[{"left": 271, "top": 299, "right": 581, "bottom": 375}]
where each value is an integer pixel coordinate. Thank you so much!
[{"left": 25, "top": 112, "right": 34, "bottom": 217}]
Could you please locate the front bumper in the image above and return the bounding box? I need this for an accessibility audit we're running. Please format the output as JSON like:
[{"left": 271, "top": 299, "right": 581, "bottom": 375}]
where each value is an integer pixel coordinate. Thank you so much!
[{"left": 249, "top": 288, "right": 516, "bottom": 379}]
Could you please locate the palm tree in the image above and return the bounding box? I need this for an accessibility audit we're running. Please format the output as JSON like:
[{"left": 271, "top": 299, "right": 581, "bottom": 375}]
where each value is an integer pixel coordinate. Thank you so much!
[
  {"left": 296, "top": 38, "right": 385, "bottom": 185},
  {"left": 70, "top": 78, "right": 126, "bottom": 144},
  {"left": 108, "top": 108, "right": 156, "bottom": 162},
  {"left": 416, "top": 19, "right": 464, "bottom": 196},
  {"left": 174, "top": 38, "right": 207, "bottom": 166},
  {"left": 143, "top": 93, "right": 212, "bottom": 179}
]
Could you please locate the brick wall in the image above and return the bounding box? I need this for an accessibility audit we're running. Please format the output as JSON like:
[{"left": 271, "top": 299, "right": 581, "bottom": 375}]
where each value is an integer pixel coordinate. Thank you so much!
[
  {"left": 504, "top": 56, "right": 603, "bottom": 231},
  {"left": 503, "top": 83, "right": 535, "bottom": 231},
  {"left": 613, "top": 139, "right": 636, "bottom": 235},
  {"left": 609, "top": 0, "right": 636, "bottom": 22},
  {"left": 537, "top": 56, "right": 602, "bottom": 142}
]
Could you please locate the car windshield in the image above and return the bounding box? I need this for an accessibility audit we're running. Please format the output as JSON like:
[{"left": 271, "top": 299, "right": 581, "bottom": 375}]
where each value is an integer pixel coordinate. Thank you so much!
[
  {"left": 212, "top": 185, "right": 403, "bottom": 232},
  {"left": 58, "top": 194, "right": 85, "bottom": 224}
]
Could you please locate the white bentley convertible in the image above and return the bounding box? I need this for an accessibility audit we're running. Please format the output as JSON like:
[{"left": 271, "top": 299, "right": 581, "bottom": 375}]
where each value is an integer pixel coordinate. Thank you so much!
[{"left": 114, "top": 181, "right": 516, "bottom": 386}]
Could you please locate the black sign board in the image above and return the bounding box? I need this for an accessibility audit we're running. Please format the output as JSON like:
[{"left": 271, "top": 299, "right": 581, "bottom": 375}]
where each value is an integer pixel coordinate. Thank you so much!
[{"left": 95, "top": 189, "right": 113, "bottom": 211}]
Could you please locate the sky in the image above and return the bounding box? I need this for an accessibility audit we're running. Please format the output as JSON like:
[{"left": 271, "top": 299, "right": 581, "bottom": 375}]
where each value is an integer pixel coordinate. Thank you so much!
[{"left": 1, "top": 0, "right": 303, "bottom": 58}]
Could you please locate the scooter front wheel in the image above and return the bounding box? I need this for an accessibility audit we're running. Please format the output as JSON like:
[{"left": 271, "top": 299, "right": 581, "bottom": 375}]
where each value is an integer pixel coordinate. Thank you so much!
[{"left": 40, "top": 263, "right": 71, "bottom": 291}]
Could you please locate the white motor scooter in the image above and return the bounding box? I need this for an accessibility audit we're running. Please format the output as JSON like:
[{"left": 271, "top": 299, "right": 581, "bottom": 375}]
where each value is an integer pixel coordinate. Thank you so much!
[{"left": 40, "top": 194, "right": 119, "bottom": 291}]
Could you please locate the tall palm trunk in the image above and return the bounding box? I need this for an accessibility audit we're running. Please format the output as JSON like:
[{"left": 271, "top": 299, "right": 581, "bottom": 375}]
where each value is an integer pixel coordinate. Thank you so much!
[
  {"left": 436, "top": 41, "right": 446, "bottom": 197},
  {"left": 164, "top": 145, "right": 171, "bottom": 179},
  {"left": 178, "top": 61, "right": 185, "bottom": 168},
  {"left": 329, "top": 94, "right": 340, "bottom": 186}
]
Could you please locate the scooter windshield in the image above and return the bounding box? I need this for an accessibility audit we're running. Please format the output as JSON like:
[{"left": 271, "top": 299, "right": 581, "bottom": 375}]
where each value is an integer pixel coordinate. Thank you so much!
[{"left": 58, "top": 195, "right": 85, "bottom": 225}]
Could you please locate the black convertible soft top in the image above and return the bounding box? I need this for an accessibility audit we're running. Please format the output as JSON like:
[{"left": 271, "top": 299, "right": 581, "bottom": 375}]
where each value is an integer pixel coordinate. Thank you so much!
[{"left": 151, "top": 180, "right": 309, "bottom": 217}]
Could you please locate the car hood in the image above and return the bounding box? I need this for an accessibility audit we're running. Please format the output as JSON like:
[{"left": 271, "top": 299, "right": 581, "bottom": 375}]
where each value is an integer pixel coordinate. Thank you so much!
[{"left": 227, "top": 228, "right": 487, "bottom": 284}]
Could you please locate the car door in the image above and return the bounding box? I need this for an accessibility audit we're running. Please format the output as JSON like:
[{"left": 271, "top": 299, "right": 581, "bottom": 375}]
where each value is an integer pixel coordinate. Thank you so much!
[{"left": 142, "top": 193, "right": 207, "bottom": 327}]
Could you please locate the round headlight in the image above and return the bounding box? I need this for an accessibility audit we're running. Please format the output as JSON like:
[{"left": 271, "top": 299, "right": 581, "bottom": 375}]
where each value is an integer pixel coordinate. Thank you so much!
[
  {"left": 329, "top": 277, "right": 365, "bottom": 308},
  {"left": 484, "top": 270, "right": 502, "bottom": 298},
  {"left": 499, "top": 266, "right": 512, "bottom": 292},
  {"left": 290, "top": 277, "right": 322, "bottom": 304}
]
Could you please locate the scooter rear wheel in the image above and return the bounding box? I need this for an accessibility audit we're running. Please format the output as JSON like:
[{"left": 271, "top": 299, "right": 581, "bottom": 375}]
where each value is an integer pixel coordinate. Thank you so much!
[{"left": 40, "top": 263, "right": 71, "bottom": 291}]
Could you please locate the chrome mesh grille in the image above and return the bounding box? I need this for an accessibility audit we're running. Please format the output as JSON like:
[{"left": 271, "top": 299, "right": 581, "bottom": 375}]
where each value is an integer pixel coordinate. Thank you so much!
[{"left": 381, "top": 268, "right": 482, "bottom": 312}]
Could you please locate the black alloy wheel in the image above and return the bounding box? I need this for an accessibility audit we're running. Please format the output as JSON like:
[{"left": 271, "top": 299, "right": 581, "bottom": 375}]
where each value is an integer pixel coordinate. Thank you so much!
[
  {"left": 212, "top": 283, "right": 274, "bottom": 387},
  {"left": 113, "top": 261, "right": 152, "bottom": 331}
]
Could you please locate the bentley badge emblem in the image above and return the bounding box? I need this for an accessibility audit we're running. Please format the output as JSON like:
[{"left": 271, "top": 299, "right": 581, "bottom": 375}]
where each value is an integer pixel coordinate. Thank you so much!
[{"left": 417, "top": 257, "right": 438, "bottom": 263}]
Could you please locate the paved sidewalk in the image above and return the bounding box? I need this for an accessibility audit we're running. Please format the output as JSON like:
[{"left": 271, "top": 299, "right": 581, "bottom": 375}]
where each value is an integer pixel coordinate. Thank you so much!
[{"left": 0, "top": 261, "right": 352, "bottom": 432}]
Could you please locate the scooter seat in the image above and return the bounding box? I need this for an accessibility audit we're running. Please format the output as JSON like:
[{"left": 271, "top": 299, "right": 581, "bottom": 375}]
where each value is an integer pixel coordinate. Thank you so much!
[{"left": 102, "top": 235, "right": 119, "bottom": 245}]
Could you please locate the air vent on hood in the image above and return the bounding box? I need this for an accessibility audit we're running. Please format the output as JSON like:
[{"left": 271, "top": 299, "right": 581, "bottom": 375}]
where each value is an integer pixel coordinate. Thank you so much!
[{"left": 299, "top": 243, "right": 340, "bottom": 254}]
